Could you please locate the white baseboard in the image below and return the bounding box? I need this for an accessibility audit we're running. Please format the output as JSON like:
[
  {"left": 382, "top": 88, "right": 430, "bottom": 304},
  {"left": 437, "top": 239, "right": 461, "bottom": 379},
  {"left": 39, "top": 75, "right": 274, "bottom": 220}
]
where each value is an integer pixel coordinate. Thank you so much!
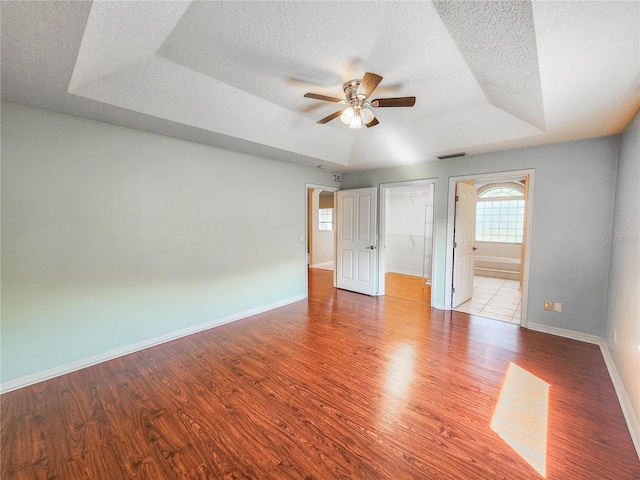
[
  {"left": 599, "top": 339, "right": 640, "bottom": 460},
  {"left": 526, "top": 323, "right": 639, "bottom": 460},
  {"left": 526, "top": 322, "right": 601, "bottom": 344},
  {"left": 309, "top": 260, "right": 334, "bottom": 270},
  {"left": 386, "top": 269, "right": 426, "bottom": 278},
  {"left": 0, "top": 294, "right": 307, "bottom": 394}
]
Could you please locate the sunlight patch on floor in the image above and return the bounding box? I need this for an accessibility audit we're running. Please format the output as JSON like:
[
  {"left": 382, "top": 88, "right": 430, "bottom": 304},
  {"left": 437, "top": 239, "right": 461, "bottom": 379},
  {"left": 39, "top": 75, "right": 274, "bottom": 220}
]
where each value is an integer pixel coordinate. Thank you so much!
[
  {"left": 491, "top": 362, "right": 550, "bottom": 477},
  {"left": 385, "top": 343, "right": 416, "bottom": 398},
  {"left": 377, "top": 343, "right": 416, "bottom": 429}
]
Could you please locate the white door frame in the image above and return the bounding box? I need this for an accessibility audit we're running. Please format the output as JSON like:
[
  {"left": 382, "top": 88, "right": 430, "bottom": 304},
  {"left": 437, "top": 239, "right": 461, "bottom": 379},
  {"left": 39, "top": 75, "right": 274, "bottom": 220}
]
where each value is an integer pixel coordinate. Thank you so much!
[
  {"left": 379, "top": 179, "right": 437, "bottom": 302},
  {"left": 444, "top": 169, "right": 535, "bottom": 328},
  {"left": 305, "top": 183, "right": 339, "bottom": 292}
]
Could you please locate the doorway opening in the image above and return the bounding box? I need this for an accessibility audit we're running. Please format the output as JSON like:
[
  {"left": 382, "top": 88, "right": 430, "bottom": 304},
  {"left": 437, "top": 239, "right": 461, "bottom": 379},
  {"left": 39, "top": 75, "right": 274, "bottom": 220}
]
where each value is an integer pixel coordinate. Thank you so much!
[
  {"left": 380, "top": 180, "right": 436, "bottom": 305},
  {"left": 306, "top": 184, "right": 338, "bottom": 293},
  {"left": 446, "top": 170, "right": 534, "bottom": 326},
  {"left": 308, "top": 188, "right": 336, "bottom": 270}
]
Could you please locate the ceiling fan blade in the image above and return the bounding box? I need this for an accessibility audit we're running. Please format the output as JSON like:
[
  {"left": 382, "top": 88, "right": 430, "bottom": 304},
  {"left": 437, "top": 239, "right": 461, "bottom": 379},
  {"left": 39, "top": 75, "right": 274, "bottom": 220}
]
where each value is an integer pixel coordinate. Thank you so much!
[
  {"left": 365, "top": 117, "right": 380, "bottom": 128},
  {"left": 317, "top": 110, "right": 343, "bottom": 124},
  {"left": 370, "top": 96, "right": 416, "bottom": 108},
  {"left": 357, "top": 72, "right": 383, "bottom": 98},
  {"left": 304, "top": 93, "right": 344, "bottom": 103}
]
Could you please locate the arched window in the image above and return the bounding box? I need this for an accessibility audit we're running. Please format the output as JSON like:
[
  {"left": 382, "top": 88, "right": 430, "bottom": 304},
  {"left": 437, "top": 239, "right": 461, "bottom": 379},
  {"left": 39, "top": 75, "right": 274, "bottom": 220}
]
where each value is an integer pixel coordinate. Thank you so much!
[
  {"left": 476, "top": 183, "right": 524, "bottom": 243},
  {"left": 478, "top": 186, "right": 524, "bottom": 198}
]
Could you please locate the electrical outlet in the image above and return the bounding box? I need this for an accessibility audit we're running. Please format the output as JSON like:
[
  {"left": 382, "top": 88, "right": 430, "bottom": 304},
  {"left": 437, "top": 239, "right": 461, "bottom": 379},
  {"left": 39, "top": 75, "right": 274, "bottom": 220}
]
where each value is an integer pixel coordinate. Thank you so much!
[
  {"left": 544, "top": 301, "right": 553, "bottom": 311},
  {"left": 242, "top": 289, "right": 248, "bottom": 298},
  {"left": 554, "top": 302, "right": 562, "bottom": 313}
]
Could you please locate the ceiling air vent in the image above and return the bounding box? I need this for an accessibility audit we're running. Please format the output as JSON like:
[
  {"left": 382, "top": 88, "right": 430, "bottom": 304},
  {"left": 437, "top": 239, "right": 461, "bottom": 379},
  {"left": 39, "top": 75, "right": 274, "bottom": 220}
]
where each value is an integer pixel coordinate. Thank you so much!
[{"left": 437, "top": 152, "right": 467, "bottom": 160}]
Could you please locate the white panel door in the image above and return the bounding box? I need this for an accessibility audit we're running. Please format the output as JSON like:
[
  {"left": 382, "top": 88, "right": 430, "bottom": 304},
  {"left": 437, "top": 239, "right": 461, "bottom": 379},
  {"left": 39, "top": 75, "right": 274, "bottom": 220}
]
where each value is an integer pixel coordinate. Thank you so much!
[
  {"left": 336, "top": 187, "right": 378, "bottom": 295},
  {"left": 452, "top": 182, "right": 477, "bottom": 307}
]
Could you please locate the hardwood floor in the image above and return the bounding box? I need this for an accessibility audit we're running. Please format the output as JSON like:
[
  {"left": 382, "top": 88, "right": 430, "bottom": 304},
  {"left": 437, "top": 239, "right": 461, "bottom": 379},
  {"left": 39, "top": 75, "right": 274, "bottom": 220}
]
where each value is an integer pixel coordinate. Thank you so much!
[
  {"left": 385, "top": 272, "right": 431, "bottom": 304},
  {"left": 2, "top": 268, "right": 639, "bottom": 479}
]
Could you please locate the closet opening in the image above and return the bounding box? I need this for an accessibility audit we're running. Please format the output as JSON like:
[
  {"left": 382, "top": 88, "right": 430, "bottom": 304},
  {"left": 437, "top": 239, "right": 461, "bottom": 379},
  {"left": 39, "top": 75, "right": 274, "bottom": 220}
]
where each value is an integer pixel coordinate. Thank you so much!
[{"left": 379, "top": 180, "right": 436, "bottom": 305}]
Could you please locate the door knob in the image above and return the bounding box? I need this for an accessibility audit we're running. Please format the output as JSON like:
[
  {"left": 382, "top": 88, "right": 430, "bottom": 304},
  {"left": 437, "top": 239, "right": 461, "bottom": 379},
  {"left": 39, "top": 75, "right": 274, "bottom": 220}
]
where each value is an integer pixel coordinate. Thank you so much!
[
  {"left": 367, "top": 245, "right": 376, "bottom": 250},
  {"left": 473, "top": 247, "right": 478, "bottom": 251}
]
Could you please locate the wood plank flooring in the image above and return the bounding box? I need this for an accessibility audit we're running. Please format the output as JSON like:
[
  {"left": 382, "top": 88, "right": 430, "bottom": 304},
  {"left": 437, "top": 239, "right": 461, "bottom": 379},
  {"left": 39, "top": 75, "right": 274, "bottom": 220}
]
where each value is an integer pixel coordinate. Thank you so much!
[
  {"left": 2, "top": 268, "right": 639, "bottom": 479},
  {"left": 385, "top": 272, "right": 431, "bottom": 304}
]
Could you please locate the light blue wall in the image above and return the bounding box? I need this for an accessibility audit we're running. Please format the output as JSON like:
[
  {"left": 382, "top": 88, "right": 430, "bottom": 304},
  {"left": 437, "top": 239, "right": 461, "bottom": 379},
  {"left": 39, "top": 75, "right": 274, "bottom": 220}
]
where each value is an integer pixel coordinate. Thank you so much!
[
  {"left": 605, "top": 108, "right": 640, "bottom": 442},
  {"left": 1, "top": 102, "right": 333, "bottom": 385},
  {"left": 341, "top": 136, "right": 620, "bottom": 336},
  {"left": 2, "top": 99, "right": 633, "bottom": 397}
]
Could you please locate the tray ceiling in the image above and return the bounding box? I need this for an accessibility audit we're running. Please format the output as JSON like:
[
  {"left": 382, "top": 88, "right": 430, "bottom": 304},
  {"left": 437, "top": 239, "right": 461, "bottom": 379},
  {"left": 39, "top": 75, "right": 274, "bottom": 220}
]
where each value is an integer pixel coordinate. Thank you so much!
[{"left": 2, "top": 1, "right": 639, "bottom": 172}]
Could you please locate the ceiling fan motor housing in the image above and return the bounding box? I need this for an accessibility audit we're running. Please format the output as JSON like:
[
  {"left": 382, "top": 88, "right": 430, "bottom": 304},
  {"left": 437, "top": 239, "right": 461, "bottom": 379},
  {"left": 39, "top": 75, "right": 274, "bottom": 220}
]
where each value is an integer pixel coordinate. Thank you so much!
[{"left": 343, "top": 79, "right": 363, "bottom": 102}]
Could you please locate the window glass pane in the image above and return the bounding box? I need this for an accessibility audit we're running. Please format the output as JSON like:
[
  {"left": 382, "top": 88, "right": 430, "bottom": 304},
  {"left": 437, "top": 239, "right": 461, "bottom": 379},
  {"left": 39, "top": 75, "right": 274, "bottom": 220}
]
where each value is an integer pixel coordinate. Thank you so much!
[
  {"left": 318, "top": 208, "right": 334, "bottom": 230},
  {"left": 475, "top": 191, "right": 525, "bottom": 243}
]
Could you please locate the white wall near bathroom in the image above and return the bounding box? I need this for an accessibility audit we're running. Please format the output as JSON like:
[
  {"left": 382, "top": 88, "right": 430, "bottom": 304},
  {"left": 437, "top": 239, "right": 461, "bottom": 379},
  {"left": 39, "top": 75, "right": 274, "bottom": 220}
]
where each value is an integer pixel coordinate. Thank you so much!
[
  {"left": 342, "top": 135, "right": 619, "bottom": 334},
  {"left": 604, "top": 107, "right": 640, "bottom": 447}
]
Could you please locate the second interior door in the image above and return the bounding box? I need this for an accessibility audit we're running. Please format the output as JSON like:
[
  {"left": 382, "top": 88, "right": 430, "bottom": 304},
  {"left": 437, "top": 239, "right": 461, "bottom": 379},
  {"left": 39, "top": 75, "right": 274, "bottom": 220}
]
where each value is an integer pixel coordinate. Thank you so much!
[
  {"left": 452, "top": 182, "right": 477, "bottom": 307},
  {"left": 336, "top": 187, "right": 378, "bottom": 295}
]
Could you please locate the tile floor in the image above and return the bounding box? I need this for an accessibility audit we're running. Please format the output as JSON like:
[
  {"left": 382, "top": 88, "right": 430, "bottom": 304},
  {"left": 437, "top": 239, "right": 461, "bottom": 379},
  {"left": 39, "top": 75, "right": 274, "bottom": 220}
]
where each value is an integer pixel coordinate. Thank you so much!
[{"left": 454, "top": 276, "right": 522, "bottom": 324}]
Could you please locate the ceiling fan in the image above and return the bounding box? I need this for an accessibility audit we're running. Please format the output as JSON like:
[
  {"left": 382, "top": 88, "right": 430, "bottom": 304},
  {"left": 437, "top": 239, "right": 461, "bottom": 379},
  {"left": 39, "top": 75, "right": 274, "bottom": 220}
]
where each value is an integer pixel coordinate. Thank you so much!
[{"left": 304, "top": 72, "right": 415, "bottom": 130}]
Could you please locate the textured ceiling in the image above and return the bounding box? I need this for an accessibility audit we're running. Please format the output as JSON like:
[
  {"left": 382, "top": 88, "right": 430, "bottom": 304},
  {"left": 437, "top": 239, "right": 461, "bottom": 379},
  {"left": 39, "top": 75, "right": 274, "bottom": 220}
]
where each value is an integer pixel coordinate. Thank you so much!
[{"left": 2, "top": 1, "right": 639, "bottom": 172}]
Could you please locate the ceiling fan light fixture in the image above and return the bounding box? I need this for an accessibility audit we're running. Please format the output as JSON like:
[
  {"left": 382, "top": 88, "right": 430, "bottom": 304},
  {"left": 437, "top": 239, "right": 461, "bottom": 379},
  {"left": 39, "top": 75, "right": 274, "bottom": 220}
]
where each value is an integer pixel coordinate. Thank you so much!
[
  {"left": 340, "top": 107, "right": 355, "bottom": 124},
  {"left": 350, "top": 107, "right": 363, "bottom": 130},
  {"left": 360, "top": 107, "right": 374, "bottom": 124}
]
